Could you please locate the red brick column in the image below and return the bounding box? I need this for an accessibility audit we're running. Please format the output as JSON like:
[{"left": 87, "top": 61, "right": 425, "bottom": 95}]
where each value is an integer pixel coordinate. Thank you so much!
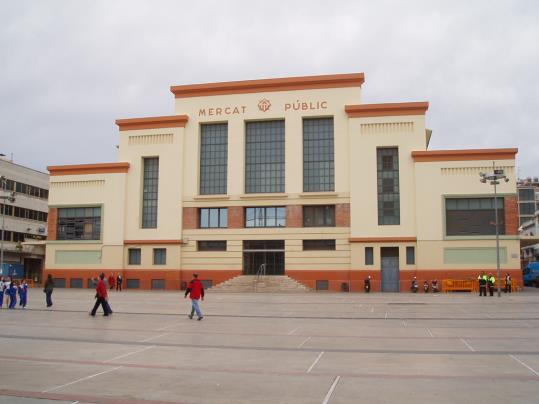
[
  {"left": 336, "top": 203, "right": 350, "bottom": 227},
  {"left": 504, "top": 196, "right": 518, "bottom": 235},
  {"left": 47, "top": 208, "right": 58, "bottom": 240},
  {"left": 182, "top": 207, "right": 198, "bottom": 229},
  {"left": 286, "top": 205, "right": 303, "bottom": 227},
  {"left": 228, "top": 206, "right": 244, "bottom": 228}
]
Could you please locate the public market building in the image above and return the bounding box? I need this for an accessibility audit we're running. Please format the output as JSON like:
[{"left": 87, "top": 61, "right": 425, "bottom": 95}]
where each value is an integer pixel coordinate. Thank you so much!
[{"left": 45, "top": 73, "right": 520, "bottom": 291}]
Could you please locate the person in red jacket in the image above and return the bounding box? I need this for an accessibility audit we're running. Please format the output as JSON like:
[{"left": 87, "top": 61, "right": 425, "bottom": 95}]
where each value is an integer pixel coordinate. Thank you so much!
[
  {"left": 90, "top": 273, "right": 112, "bottom": 316},
  {"left": 184, "top": 273, "right": 204, "bottom": 320}
]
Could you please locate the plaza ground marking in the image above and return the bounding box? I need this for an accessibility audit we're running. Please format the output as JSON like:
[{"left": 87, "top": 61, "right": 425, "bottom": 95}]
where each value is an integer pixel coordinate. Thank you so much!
[
  {"left": 139, "top": 333, "right": 170, "bottom": 343},
  {"left": 460, "top": 338, "right": 475, "bottom": 352},
  {"left": 103, "top": 345, "right": 155, "bottom": 363},
  {"left": 426, "top": 328, "right": 434, "bottom": 338},
  {"left": 384, "top": 312, "right": 388, "bottom": 319},
  {"left": 43, "top": 366, "right": 123, "bottom": 393},
  {"left": 288, "top": 327, "right": 299, "bottom": 335},
  {"left": 509, "top": 354, "right": 539, "bottom": 377},
  {"left": 298, "top": 336, "right": 311, "bottom": 348},
  {"left": 157, "top": 320, "right": 182, "bottom": 331},
  {"left": 402, "top": 320, "right": 407, "bottom": 327},
  {"left": 307, "top": 351, "right": 324, "bottom": 373},
  {"left": 322, "top": 375, "right": 341, "bottom": 404},
  {"left": 370, "top": 306, "right": 374, "bottom": 313}
]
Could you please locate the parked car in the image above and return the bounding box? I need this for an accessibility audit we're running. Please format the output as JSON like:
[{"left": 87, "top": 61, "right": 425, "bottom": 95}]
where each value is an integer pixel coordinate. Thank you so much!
[{"left": 523, "top": 262, "right": 539, "bottom": 287}]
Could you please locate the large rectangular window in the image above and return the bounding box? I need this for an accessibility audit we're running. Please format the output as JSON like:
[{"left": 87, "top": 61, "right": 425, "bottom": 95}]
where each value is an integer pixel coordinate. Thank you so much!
[
  {"left": 377, "top": 148, "right": 400, "bottom": 225},
  {"left": 197, "top": 241, "right": 227, "bottom": 251},
  {"left": 142, "top": 157, "right": 159, "bottom": 228},
  {"left": 519, "top": 202, "right": 536, "bottom": 216},
  {"left": 303, "top": 205, "right": 335, "bottom": 227},
  {"left": 200, "top": 208, "right": 228, "bottom": 228},
  {"left": 519, "top": 188, "right": 535, "bottom": 202},
  {"left": 57, "top": 207, "right": 101, "bottom": 240},
  {"left": 245, "top": 120, "right": 285, "bottom": 193},
  {"left": 446, "top": 198, "right": 505, "bottom": 236},
  {"left": 303, "top": 239, "right": 336, "bottom": 251},
  {"left": 245, "top": 207, "right": 286, "bottom": 227},
  {"left": 200, "top": 123, "right": 228, "bottom": 195},
  {"left": 303, "top": 117, "right": 334, "bottom": 192}
]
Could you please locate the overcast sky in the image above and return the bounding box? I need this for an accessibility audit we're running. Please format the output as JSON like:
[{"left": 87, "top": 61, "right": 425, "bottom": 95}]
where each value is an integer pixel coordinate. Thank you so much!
[{"left": 1, "top": 0, "right": 538, "bottom": 177}]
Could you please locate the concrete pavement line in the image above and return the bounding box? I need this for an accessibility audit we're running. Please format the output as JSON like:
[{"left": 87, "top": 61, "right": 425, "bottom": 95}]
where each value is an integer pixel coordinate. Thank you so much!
[
  {"left": 103, "top": 345, "right": 155, "bottom": 363},
  {"left": 298, "top": 336, "right": 312, "bottom": 348},
  {"left": 156, "top": 320, "right": 182, "bottom": 331},
  {"left": 426, "top": 328, "right": 434, "bottom": 338},
  {"left": 460, "top": 338, "right": 475, "bottom": 352},
  {"left": 509, "top": 355, "right": 539, "bottom": 377},
  {"left": 138, "top": 333, "right": 170, "bottom": 343},
  {"left": 42, "top": 366, "right": 123, "bottom": 393},
  {"left": 321, "top": 375, "right": 341, "bottom": 404},
  {"left": 307, "top": 351, "right": 324, "bottom": 373},
  {"left": 288, "top": 327, "right": 299, "bottom": 335}
]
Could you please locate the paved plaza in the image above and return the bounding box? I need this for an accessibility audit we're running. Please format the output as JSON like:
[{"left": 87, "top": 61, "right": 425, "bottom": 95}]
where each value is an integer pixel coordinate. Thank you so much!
[{"left": 1, "top": 288, "right": 539, "bottom": 403}]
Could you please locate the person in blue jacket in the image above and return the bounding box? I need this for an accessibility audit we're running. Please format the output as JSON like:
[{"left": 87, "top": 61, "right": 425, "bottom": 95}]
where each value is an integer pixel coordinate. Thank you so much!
[
  {"left": 8, "top": 280, "right": 17, "bottom": 309},
  {"left": 18, "top": 279, "right": 28, "bottom": 308}
]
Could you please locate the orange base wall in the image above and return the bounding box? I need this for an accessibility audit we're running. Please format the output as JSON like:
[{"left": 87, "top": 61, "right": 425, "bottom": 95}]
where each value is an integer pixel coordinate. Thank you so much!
[{"left": 43, "top": 268, "right": 523, "bottom": 292}]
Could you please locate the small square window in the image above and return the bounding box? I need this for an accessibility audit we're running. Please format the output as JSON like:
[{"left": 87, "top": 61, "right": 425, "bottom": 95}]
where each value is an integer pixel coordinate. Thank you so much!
[
  {"left": 316, "top": 280, "right": 329, "bottom": 290},
  {"left": 128, "top": 248, "right": 141, "bottom": 265},
  {"left": 126, "top": 279, "right": 140, "bottom": 289}
]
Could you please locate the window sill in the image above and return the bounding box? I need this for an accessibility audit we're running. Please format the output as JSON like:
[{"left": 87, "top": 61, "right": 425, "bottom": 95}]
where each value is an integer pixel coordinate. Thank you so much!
[
  {"left": 193, "top": 195, "right": 230, "bottom": 201},
  {"left": 240, "top": 193, "right": 288, "bottom": 200},
  {"left": 46, "top": 240, "right": 103, "bottom": 244},
  {"left": 299, "top": 192, "right": 339, "bottom": 198}
]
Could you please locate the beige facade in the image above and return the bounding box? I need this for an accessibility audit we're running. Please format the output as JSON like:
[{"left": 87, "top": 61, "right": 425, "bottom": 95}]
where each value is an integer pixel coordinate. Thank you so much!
[{"left": 44, "top": 73, "right": 520, "bottom": 291}]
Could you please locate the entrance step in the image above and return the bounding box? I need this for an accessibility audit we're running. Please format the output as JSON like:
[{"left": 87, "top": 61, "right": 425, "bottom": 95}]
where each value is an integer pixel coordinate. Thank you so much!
[{"left": 210, "top": 275, "right": 310, "bottom": 293}]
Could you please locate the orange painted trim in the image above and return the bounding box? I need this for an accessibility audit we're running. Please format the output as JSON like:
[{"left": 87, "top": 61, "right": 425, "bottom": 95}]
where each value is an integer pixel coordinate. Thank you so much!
[
  {"left": 115, "top": 115, "right": 189, "bottom": 131},
  {"left": 411, "top": 148, "right": 518, "bottom": 162},
  {"left": 170, "top": 73, "right": 365, "bottom": 98},
  {"left": 349, "top": 237, "right": 417, "bottom": 243},
  {"left": 48, "top": 162, "right": 129, "bottom": 176},
  {"left": 124, "top": 240, "right": 184, "bottom": 245},
  {"left": 345, "top": 102, "right": 429, "bottom": 118}
]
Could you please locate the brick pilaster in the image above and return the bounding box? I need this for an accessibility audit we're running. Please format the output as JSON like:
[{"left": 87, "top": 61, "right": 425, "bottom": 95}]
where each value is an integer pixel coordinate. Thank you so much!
[
  {"left": 182, "top": 207, "right": 198, "bottom": 229},
  {"left": 286, "top": 205, "right": 303, "bottom": 227},
  {"left": 47, "top": 208, "right": 58, "bottom": 240},
  {"left": 336, "top": 203, "right": 350, "bottom": 227},
  {"left": 228, "top": 206, "right": 244, "bottom": 228},
  {"left": 504, "top": 195, "right": 518, "bottom": 235}
]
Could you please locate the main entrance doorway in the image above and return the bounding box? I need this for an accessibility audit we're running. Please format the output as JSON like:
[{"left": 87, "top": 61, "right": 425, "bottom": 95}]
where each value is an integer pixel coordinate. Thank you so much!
[
  {"left": 381, "top": 247, "right": 400, "bottom": 292},
  {"left": 243, "top": 240, "right": 285, "bottom": 275}
]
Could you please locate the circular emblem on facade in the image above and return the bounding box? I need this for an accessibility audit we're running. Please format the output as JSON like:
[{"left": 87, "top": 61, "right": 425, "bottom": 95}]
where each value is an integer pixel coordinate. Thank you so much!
[{"left": 258, "top": 98, "right": 271, "bottom": 112}]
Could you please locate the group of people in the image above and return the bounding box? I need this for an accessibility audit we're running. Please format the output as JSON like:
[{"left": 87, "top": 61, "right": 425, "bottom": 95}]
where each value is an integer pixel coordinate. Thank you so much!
[
  {"left": 0, "top": 277, "right": 29, "bottom": 309},
  {"left": 410, "top": 277, "right": 440, "bottom": 293},
  {"left": 106, "top": 273, "right": 123, "bottom": 291},
  {"left": 478, "top": 272, "right": 513, "bottom": 296}
]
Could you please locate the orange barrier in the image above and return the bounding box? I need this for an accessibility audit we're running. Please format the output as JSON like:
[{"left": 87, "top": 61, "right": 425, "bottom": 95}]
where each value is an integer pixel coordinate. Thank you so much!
[{"left": 443, "top": 279, "right": 521, "bottom": 293}]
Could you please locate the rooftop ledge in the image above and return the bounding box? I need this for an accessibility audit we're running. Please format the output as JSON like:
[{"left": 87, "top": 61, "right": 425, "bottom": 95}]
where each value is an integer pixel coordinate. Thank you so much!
[
  {"left": 411, "top": 148, "right": 518, "bottom": 162},
  {"left": 115, "top": 115, "right": 189, "bottom": 131},
  {"left": 170, "top": 73, "right": 365, "bottom": 98},
  {"left": 48, "top": 162, "right": 130, "bottom": 176},
  {"left": 345, "top": 102, "right": 429, "bottom": 118}
]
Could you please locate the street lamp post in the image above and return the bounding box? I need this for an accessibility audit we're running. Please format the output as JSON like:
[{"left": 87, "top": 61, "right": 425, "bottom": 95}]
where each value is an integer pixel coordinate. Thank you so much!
[
  {"left": 0, "top": 175, "right": 17, "bottom": 277},
  {"left": 479, "top": 162, "right": 510, "bottom": 298}
]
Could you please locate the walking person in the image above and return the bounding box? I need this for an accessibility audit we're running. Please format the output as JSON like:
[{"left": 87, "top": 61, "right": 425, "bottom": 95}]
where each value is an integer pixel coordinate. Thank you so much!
[
  {"left": 8, "top": 280, "right": 17, "bottom": 309},
  {"left": 116, "top": 274, "right": 123, "bottom": 292},
  {"left": 184, "top": 273, "right": 204, "bottom": 320},
  {"left": 108, "top": 274, "right": 115, "bottom": 291},
  {"left": 504, "top": 273, "right": 512, "bottom": 293},
  {"left": 0, "top": 277, "right": 5, "bottom": 308},
  {"left": 4, "top": 277, "right": 11, "bottom": 307},
  {"left": 90, "top": 273, "right": 112, "bottom": 316},
  {"left": 478, "top": 272, "right": 487, "bottom": 297},
  {"left": 43, "top": 274, "right": 54, "bottom": 307},
  {"left": 18, "top": 279, "right": 28, "bottom": 308}
]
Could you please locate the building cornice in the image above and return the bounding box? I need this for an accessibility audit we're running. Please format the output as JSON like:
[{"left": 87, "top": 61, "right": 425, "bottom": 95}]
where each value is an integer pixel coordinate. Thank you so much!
[
  {"left": 48, "top": 162, "right": 129, "bottom": 176},
  {"left": 170, "top": 73, "right": 365, "bottom": 98},
  {"left": 411, "top": 148, "right": 518, "bottom": 162},
  {"left": 345, "top": 102, "right": 429, "bottom": 118},
  {"left": 115, "top": 115, "right": 189, "bottom": 131},
  {"left": 124, "top": 240, "right": 184, "bottom": 245},
  {"left": 349, "top": 237, "right": 417, "bottom": 243}
]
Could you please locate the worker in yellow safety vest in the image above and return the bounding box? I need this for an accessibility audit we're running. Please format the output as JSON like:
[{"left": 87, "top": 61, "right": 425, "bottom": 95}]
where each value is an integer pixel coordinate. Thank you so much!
[{"left": 487, "top": 273, "right": 496, "bottom": 296}]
